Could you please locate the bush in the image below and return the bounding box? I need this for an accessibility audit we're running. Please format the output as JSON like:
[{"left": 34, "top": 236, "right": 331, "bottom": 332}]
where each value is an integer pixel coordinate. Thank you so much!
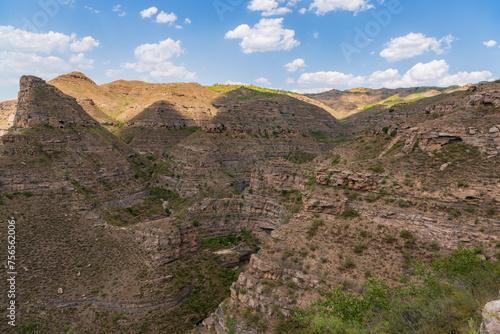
[
  {"left": 307, "top": 220, "right": 325, "bottom": 239},
  {"left": 369, "top": 164, "right": 385, "bottom": 174},
  {"left": 384, "top": 234, "right": 396, "bottom": 243},
  {"left": 398, "top": 199, "right": 410, "bottom": 208},
  {"left": 341, "top": 208, "right": 360, "bottom": 218},
  {"left": 353, "top": 243, "right": 367, "bottom": 254},
  {"left": 400, "top": 229, "right": 412, "bottom": 239},
  {"left": 342, "top": 257, "right": 356, "bottom": 269},
  {"left": 288, "top": 249, "right": 500, "bottom": 334}
]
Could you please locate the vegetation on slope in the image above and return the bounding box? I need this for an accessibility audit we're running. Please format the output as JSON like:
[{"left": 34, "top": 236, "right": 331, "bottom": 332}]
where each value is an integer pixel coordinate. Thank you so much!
[{"left": 278, "top": 249, "right": 500, "bottom": 334}]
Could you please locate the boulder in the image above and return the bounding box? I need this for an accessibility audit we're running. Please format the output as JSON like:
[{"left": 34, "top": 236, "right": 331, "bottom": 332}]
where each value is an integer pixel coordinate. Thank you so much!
[{"left": 481, "top": 299, "right": 500, "bottom": 334}]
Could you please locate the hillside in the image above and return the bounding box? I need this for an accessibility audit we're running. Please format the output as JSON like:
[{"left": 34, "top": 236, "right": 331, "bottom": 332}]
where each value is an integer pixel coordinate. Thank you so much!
[
  {"left": 0, "top": 74, "right": 499, "bottom": 334},
  {"left": 306, "top": 86, "right": 465, "bottom": 119}
]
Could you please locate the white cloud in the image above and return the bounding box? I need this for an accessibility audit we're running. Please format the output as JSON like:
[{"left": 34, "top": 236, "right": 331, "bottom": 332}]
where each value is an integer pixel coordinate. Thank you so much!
[
  {"left": 156, "top": 11, "right": 177, "bottom": 24},
  {"left": 140, "top": 7, "right": 158, "bottom": 18},
  {"left": 309, "top": 0, "right": 373, "bottom": 15},
  {"left": 106, "top": 69, "right": 123, "bottom": 77},
  {"left": 134, "top": 39, "right": 184, "bottom": 63},
  {"left": 85, "top": 5, "right": 99, "bottom": 14},
  {"left": 70, "top": 36, "right": 100, "bottom": 52},
  {"left": 69, "top": 53, "right": 94, "bottom": 69},
  {"left": 286, "top": 77, "right": 295, "bottom": 84},
  {"left": 248, "top": 0, "right": 292, "bottom": 16},
  {"left": 185, "top": 18, "right": 191, "bottom": 24},
  {"left": 285, "top": 58, "right": 306, "bottom": 72},
  {"left": 123, "top": 38, "right": 196, "bottom": 82},
  {"left": 313, "top": 32, "right": 319, "bottom": 39},
  {"left": 0, "top": 26, "right": 100, "bottom": 55},
  {"left": 299, "top": 8, "right": 307, "bottom": 14},
  {"left": 483, "top": 40, "right": 497, "bottom": 48},
  {"left": 366, "top": 68, "right": 402, "bottom": 88},
  {"left": 292, "top": 87, "right": 333, "bottom": 94},
  {"left": 388, "top": 60, "right": 492, "bottom": 88},
  {"left": 380, "top": 33, "right": 454, "bottom": 62},
  {"left": 225, "top": 80, "right": 248, "bottom": 85},
  {"left": 225, "top": 18, "right": 299, "bottom": 53},
  {"left": 297, "top": 71, "right": 365, "bottom": 88},
  {"left": 255, "top": 77, "right": 271, "bottom": 86},
  {"left": 0, "top": 51, "right": 71, "bottom": 78},
  {"left": 296, "top": 60, "right": 493, "bottom": 90},
  {"left": 113, "top": 4, "right": 126, "bottom": 16},
  {"left": 0, "top": 26, "right": 71, "bottom": 54}
]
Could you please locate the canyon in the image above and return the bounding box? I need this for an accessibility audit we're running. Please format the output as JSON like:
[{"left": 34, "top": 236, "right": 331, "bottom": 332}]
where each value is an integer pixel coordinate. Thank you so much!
[{"left": 0, "top": 73, "right": 499, "bottom": 333}]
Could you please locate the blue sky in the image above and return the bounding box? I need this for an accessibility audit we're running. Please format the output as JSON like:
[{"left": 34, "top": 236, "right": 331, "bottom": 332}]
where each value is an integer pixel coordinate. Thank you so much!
[{"left": 0, "top": 0, "right": 499, "bottom": 101}]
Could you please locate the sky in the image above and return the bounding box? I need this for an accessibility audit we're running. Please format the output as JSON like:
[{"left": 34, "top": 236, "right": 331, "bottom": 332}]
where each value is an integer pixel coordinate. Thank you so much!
[{"left": 0, "top": 0, "right": 499, "bottom": 101}]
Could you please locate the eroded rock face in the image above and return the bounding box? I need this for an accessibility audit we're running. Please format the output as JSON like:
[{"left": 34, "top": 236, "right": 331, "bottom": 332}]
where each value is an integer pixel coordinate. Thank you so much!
[
  {"left": 188, "top": 193, "right": 284, "bottom": 238},
  {"left": 316, "top": 168, "right": 378, "bottom": 191},
  {"left": 14, "top": 76, "right": 98, "bottom": 129},
  {"left": 250, "top": 159, "right": 309, "bottom": 192},
  {"left": 130, "top": 218, "right": 199, "bottom": 266},
  {"left": 481, "top": 297, "right": 500, "bottom": 334},
  {"left": 303, "top": 187, "right": 346, "bottom": 214},
  {"left": 397, "top": 126, "right": 500, "bottom": 157},
  {"left": 467, "top": 91, "right": 500, "bottom": 107}
]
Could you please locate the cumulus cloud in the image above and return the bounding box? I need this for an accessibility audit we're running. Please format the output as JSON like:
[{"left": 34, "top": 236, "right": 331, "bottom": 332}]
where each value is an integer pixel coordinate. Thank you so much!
[
  {"left": 69, "top": 53, "right": 95, "bottom": 69},
  {"left": 123, "top": 38, "right": 196, "bottom": 82},
  {"left": 156, "top": 11, "right": 177, "bottom": 24},
  {"left": 70, "top": 36, "right": 100, "bottom": 52},
  {"left": 0, "top": 26, "right": 100, "bottom": 55},
  {"left": 225, "top": 18, "right": 299, "bottom": 53},
  {"left": 133, "top": 39, "right": 184, "bottom": 63},
  {"left": 286, "top": 77, "right": 295, "bottom": 84},
  {"left": 255, "top": 77, "right": 271, "bottom": 86},
  {"left": 0, "top": 51, "right": 71, "bottom": 78},
  {"left": 483, "top": 40, "right": 497, "bottom": 48},
  {"left": 380, "top": 33, "right": 454, "bottom": 62},
  {"left": 185, "top": 18, "right": 192, "bottom": 24},
  {"left": 309, "top": 0, "right": 373, "bottom": 15},
  {"left": 296, "top": 60, "right": 493, "bottom": 90},
  {"left": 140, "top": 7, "right": 158, "bottom": 18},
  {"left": 297, "top": 71, "right": 365, "bottom": 87},
  {"left": 387, "top": 60, "right": 492, "bottom": 88},
  {"left": 285, "top": 58, "right": 306, "bottom": 72},
  {"left": 248, "top": 0, "right": 292, "bottom": 16},
  {"left": 0, "top": 26, "right": 71, "bottom": 54}
]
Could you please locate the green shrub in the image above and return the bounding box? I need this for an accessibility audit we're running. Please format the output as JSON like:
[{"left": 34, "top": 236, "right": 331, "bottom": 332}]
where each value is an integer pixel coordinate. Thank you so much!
[
  {"left": 341, "top": 208, "right": 360, "bottom": 218},
  {"left": 400, "top": 229, "right": 412, "bottom": 239},
  {"left": 398, "top": 199, "right": 410, "bottom": 208},
  {"left": 384, "top": 234, "right": 396, "bottom": 243},
  {"left": 307, "top": 220, "right": 325, "bottom": 238},
  {"left": 353, "top": 243, "right": 367, "bottom": 254},
  {"left": 288, "top": 249, "right": 500, "bottom": 334},
  {"left": 369, "top": 164, "right": 385, "bottom": 174}
]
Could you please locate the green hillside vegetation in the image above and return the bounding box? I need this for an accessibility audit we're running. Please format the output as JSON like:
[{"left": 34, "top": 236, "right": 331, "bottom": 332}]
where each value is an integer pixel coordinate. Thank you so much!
[{"left": 279, "top": 248, "right": 500, "bottom": 334}]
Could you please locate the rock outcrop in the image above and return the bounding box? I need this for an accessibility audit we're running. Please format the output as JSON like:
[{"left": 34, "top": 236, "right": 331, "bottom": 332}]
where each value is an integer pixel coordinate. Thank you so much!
[
  {"left": 482, "top": 294, "right": 500, "bottom": 334},
  {"left": 130, "top": 218, "right": 199, "bottom": 266},
  {"left": 14, "top": 76, "right": 98, "bottom": 129}
]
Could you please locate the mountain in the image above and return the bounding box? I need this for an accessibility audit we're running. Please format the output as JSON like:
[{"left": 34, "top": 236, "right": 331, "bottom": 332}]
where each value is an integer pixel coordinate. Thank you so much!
[
  {"left": 0, "top": 74, "right": 499, "bottom": 334},
  {"left": 306, "top": 86, "right": 465, "bottom": 119},
  {"left": 49, "top": 72, "right": 219, "bottom": 123}
]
